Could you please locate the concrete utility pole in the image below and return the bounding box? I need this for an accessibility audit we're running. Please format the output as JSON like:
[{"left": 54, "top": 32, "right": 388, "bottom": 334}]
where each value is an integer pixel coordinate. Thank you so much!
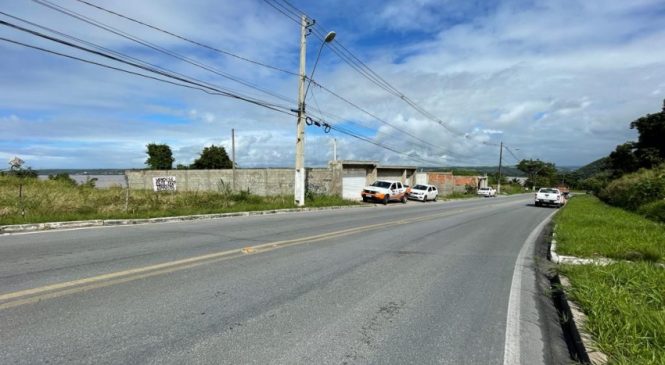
[
  {"left": 294, "top": 14, "right": 308, "bottom": 206},
  {"left": 332, "top": 138, "right": 337, "bottom": 162},
  {"left": 232, "top": 128, "right": 236, "bottom": 191},
  {"left": 497, "top": 141, "right": 503, "bottom": 195}
]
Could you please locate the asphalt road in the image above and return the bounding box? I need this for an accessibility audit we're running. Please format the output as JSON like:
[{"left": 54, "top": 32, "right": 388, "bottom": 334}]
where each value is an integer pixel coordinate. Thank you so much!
[{"left": 0, "top": 195, "right": 567, "bottom": 364}]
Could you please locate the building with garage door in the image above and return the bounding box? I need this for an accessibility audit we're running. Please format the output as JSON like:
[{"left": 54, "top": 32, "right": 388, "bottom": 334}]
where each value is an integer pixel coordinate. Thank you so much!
[{"left": 331, "top": 160, "right": 416, "bottom": 201}]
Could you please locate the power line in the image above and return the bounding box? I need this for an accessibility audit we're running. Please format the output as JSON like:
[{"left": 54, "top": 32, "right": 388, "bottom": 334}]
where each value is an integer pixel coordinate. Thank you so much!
[
  {"left": 32, "top": 0, "right": 296, "bottom": 106},
  {"left": 0, "top": 21, "right": 295, "bottom": 115},
  {"left": 266, "top": 0, "right": 499, "bottom": 148},
  {"left": 308, "top": 80, "right": 461, "bottom": 155},
  {"left": 72, "top": 0, "right": 299, "bottom": 77}
]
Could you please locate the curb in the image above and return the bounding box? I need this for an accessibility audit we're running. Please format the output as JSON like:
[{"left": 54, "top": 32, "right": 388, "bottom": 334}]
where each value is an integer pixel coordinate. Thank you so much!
[
  {"left": 548, "top": 227, "right": 609, "bottom": 365},
  {"left": 549, "top": 239, "right": 614, "bottom": 266},
  {"left": 0, "top": 204, "right": 374, "bottom": 234}
]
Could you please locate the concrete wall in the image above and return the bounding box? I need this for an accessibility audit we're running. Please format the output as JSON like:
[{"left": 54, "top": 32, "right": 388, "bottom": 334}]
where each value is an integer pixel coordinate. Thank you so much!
[{"left": 126, "top": 168, "right": 338, "bottom": 196}]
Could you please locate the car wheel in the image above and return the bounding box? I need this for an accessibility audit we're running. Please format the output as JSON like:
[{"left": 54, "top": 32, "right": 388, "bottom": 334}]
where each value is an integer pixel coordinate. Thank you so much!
[
  {"left": 401, "top": 195, "right": 407, "bottom": 204},
  {"left": 362, "top": 197, "right": 368, "bottom": 202},
  {"left": 433, "top": 195, "right": 437, "bottom": 202},
  {"left": 535, "top": 202, "right": 540, "bottom": 207},
  {"left": 383, "top": 195, "right": 389, "bottom": 205}
]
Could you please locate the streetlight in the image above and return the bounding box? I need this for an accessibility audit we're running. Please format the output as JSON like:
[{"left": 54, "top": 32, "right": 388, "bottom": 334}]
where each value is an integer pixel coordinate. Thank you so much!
[
  {"left": 304, "top": 31, "right": 335, "bottom": 100},
  {"left": 294, "top": 15, "right": 335, "bottom": 207}
]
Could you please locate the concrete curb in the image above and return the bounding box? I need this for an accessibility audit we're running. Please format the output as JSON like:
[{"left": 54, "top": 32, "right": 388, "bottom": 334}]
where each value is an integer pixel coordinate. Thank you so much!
[
  {"left": 548, "top": 227, "right": 609, "bottom": 365},
  {"left": 0, "top": 204, "right": 374, "bottom": 234},
  {"left": 549, "top": 239, "right": 615, "bottom": 266}
]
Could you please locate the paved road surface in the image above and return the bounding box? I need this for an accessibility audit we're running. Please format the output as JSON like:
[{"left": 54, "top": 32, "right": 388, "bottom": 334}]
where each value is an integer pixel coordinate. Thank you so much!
[{"left": 0, "top": 195, "right": 566, "bottom": 364}]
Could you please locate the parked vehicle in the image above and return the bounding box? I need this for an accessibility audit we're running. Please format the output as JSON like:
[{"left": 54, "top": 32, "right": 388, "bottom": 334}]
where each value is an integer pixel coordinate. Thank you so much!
[
  {"left": 361, "top": 180, "right": 408, "bottom": 205},
  {"left": 534, "top": 187, "right": 565, "bottom": 208},
  {"left": 408, "top": 184, "right": 438, "bottom": 202},
  {"left": 477, "top": 186, "right": 497, "bottom": 197}
]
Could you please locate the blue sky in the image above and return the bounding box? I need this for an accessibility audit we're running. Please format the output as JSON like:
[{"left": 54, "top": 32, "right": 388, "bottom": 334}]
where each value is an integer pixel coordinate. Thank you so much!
[{"left": 1, "top": 0, "right": 664, "bottom": 169}]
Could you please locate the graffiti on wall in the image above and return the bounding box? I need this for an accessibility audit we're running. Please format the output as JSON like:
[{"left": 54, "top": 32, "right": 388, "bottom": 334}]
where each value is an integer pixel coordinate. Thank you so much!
[{"left": 152, "top": 176, "right": 177, "bottom": 192}]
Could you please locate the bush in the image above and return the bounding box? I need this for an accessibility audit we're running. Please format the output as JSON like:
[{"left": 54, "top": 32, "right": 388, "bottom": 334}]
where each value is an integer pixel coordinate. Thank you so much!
[
  {"left": 599, "top": 164, "right": 665, "bottom": 210},
  {"left": 638, "top": 200, "right": 665, "bottom": 223},
  {"left": 48, "top": 173, "right": 77, "bottom": 186}
]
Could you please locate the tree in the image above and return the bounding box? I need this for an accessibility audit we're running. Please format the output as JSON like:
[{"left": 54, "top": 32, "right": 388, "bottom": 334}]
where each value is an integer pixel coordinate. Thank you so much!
[
  {"left": 516, "top": 159, "right": 557, "bottom": 187},
  {"left": 630, "top": 99, "right": 665, "bottom": 168},
  {"left": 190, "top": 145, "right": 232, "bottom": 169},
  {"left": 606, "top": 142, "right": 639, "bottom": 178},
  {"left": 145, "top": 143, "right": 174, "bottom": 170}
]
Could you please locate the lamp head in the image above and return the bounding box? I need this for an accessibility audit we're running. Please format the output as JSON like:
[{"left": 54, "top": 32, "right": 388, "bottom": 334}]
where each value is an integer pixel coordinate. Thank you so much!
[{"left": 324, "top": 31, "right": 336, "bottom": 43}]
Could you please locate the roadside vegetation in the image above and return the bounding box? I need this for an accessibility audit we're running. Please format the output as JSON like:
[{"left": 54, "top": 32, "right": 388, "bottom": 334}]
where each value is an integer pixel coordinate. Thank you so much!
[
  {"left": 556, "top": 196, "right": 665, "bottom": 364},
  {"left": 554, "top": 195, "right": 665, "bottom": 262},
  {"left": 559, "top": 262, "right": 665, "bottom": 364},
  {"left": 0, "top": 175, "right": 357, "bottom": 225},
  {"left": 553, "top": 100, "right": 665, "bottom": 364}
]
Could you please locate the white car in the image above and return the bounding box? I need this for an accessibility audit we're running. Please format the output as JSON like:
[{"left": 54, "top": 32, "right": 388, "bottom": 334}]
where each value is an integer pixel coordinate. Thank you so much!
[
  {"left": 477, "top": 187, "right": 497, "bottom": 197},
  {"left": 408, "top": 184, "right": 438, "bottom": 202}
]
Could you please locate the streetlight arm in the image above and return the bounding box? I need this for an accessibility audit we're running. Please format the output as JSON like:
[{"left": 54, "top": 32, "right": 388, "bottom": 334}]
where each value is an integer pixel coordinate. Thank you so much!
[{"left": 303, "top": 31, "right": 335, "bottom": 102}]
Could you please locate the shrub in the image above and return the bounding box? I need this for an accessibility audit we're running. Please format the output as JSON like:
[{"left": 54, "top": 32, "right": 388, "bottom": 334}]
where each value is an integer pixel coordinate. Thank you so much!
[
  {"left": 48, "top": 173, "right": 77, "bottom": 186},
  {"left": 599, "top": 164, "right": 665, "bottom": 210},
  {"left": 638, "top": 200, "right": 665, "bottom": 223}
]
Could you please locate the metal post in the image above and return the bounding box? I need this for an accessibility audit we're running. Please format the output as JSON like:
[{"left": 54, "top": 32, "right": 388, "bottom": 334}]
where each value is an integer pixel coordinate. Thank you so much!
[
  {"left": 232, "top": 128, "right": 236, "bottom": 191},
  {"left": 294, "top": 15, "right": 307, "bottom": 206},
  {"left": 497, "top": 141, "right": 503, "bottom": 194}
]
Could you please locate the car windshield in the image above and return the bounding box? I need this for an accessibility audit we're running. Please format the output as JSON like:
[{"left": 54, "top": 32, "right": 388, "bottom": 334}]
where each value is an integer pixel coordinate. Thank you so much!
[
  {"left": 413, "top": 185, "right": 427, "bottom": 190},
  {"left": 539, "top": 188, "right": 558, "bottom": 193},
  {"left": 371, "top": 181, "right": 392, "bottom": 188}
]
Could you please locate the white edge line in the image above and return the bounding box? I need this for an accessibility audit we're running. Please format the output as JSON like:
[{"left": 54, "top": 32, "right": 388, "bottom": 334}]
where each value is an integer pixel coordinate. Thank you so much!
[{"left": 503, "top": 210, "right": 557, "bottom": 365}]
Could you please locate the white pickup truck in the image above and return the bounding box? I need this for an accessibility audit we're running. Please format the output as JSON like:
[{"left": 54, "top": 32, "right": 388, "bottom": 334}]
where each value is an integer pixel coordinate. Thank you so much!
[{"left": 534, "top": 188, "right": 565, "bottom": 208}]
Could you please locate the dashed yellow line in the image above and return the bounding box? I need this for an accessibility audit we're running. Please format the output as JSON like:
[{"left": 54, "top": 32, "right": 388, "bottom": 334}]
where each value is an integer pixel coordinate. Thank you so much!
[{"left": 0, "top": 205, "right": 489, "bottom": 310}]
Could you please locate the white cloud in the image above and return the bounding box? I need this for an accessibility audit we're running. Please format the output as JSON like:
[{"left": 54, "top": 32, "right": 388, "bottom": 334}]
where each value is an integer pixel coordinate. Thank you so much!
[{"left": 1, "top": 0, "right": 663, "bottom": 169}]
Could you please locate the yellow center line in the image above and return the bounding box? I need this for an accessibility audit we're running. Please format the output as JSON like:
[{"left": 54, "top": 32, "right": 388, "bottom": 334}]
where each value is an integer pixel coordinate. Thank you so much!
[{"left": 0, "top": 205, "right": 488, "bottom": 309}]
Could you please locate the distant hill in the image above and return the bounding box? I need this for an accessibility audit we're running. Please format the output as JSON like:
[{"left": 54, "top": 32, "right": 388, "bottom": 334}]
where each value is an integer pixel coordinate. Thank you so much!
[
  {"left": 420, "top": 166, "right": 526, "bottom": 177},
  {"left": 574, "top": 158, "right": 608, "bottom": 179}
]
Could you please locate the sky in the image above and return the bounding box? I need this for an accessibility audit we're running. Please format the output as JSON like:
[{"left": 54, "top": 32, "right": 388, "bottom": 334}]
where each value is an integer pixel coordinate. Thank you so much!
[{"left": 1, "top": 0, "right": 664, "bottom": 170}]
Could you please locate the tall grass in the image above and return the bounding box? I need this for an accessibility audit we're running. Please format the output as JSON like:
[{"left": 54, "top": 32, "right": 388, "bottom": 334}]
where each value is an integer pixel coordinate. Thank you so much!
[
  {"left": 560, "top": 263, "right": 665, "bottom": 364},
  {"left": 0, "top": 176, "right": 356, "bottom": 225},
  {"left": 554, "top": 195, "right": 665, "bottom": 262}
]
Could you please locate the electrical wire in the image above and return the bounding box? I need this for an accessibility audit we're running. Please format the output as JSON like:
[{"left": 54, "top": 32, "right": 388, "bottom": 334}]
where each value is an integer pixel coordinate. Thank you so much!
[
  {"left": 267, "top": 0, "right": 499, "bottom": 148},
  {"left": 32, "top": 0, "right": 296, "bottom": 106},
  {"left": 0, "top": 23, "right": 295, "bottom": 116},
  {"left": 72, "top": 0, "right": 299, "bottom": 77}
]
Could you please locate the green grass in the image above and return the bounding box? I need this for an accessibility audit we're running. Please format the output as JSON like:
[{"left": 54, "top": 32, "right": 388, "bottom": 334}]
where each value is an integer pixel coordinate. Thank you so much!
[
  {"left": 560, "top": 263, "right": 665, "bottom": 364},
  {"left": 554, "top": 195, "right": 665, "bottom": 262},
  {"left": 0, "top": 176, "right": 357, "bottom": 225},
  {"left": 445, "top": 192, "right": 478, "bottom": 200}
]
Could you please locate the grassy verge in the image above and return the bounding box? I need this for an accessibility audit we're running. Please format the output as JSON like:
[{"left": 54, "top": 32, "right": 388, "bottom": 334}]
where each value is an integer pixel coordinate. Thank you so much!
[
  {"left": 554, "top": 195, "right": 665, "bottom": 262},
  {"left": 555, "top": 194, "right": 665, "bottom": 363},
  {"left": 444, "top": 192, "right": 478, "bottom": 200},
  {"left": 0, "top": 176, "right": 357, "bottom": 225},
  {"left": 560, "top": 263, "right": 665, "bottom": 364}
]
